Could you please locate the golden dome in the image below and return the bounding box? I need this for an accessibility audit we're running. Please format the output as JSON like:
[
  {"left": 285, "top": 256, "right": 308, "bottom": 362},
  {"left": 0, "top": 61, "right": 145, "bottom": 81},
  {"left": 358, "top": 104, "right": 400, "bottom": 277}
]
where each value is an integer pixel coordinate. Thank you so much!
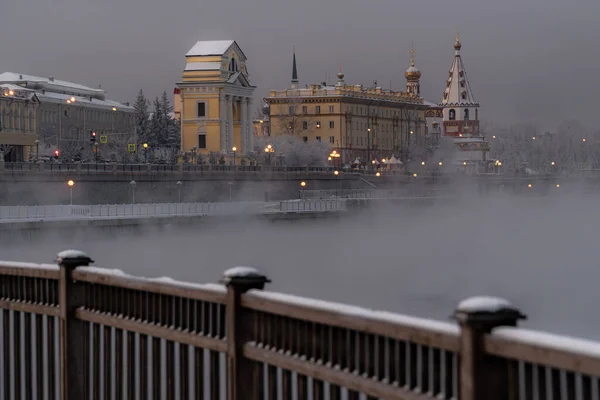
[{"left": 405, "top": 60, "right": 421, "bottom": 80}]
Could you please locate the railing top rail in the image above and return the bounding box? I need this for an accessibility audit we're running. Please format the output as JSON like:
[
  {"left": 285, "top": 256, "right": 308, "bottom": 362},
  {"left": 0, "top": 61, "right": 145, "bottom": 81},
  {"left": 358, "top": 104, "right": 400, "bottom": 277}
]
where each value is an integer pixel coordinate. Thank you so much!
[
  {"left": 484, "top": 327, "right": 600, "bottom": 376},
  {"left": 0, "top": 261, "right": 60, "bottom": 279},
  {"left": 242, "top": 289, "right": 459, "bottom": 351},
  {"left": 72, "top": 267, "right": 227, "bottom": 304}
]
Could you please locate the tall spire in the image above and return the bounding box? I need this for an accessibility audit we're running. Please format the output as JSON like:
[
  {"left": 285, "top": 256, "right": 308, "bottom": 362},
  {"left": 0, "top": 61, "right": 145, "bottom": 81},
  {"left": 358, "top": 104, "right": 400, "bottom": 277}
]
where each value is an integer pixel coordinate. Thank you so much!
[
  {"left": 405, "top": 43, "right": 421, "bottom": 96},
  {"left": 409, "top": 41, "right": 416, "bottom": 67},
  {"left": 291, "top": 46, "right": 298, "bottom": 89}
]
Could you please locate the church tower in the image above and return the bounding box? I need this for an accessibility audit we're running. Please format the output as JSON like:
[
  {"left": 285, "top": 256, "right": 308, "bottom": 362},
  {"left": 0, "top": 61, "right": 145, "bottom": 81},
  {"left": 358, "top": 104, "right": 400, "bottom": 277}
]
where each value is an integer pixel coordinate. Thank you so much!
[
  {"left": 439, "top": 34, "right": 480, "bottom": 137},
  {"left": 405, "top": 47, "right": 421, "bottom": 96}
]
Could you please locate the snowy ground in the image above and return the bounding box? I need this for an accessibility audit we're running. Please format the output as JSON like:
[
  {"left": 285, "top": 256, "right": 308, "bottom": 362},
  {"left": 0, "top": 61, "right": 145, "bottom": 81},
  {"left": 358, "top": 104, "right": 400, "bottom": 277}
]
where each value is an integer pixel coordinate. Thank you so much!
[{"left": 2, "top": 192, "right": 599, "bottom": 340}]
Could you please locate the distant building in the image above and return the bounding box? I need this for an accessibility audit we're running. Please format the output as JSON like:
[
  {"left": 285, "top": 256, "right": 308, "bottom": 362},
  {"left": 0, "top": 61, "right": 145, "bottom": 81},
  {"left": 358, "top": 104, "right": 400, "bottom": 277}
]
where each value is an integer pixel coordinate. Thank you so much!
[
  {"left": 176, "top": 40, "right": 256, "bottom": 162},
  {"left": 264, "top": 49, "right": 429, "bottom": 164},
  {"left": 0, "top": 72, "right": 134, "bottom": 157},
  {"left": 0, "top": 85, "right": 40, "bottom": 162},
  {"left": 437, "top": 36, "right": 489, "bottom": 163}
]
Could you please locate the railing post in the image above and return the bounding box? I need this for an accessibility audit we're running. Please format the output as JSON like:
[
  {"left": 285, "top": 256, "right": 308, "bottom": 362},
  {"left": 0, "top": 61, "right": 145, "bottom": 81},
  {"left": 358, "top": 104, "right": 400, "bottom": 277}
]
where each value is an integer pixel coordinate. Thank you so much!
[
  {"left": 453, "top": 296, "right": 526, "bottom": 400},
  {"left": 57, "top": 249, "right": 93, "bottom": 400},
  {"left": 222, "top": 267, "right": 271, "bottom": 400}
]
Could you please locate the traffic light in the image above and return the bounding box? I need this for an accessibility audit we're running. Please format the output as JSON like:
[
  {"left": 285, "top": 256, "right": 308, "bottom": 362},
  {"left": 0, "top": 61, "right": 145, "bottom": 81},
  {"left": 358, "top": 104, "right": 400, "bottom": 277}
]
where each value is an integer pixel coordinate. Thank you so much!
[
  {"left": 54, "top": 149, "right": 60, "bottom": 158},
  {"left": 90, "top": 130, "right": 96, "bottom": 142}
]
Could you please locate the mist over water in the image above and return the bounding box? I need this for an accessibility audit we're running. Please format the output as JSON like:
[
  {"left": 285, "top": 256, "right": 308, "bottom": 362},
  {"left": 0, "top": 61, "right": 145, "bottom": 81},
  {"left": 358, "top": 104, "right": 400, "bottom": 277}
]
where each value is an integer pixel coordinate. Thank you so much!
[{"left": 2, "top": 192, "right": 600, "bottom": 340}]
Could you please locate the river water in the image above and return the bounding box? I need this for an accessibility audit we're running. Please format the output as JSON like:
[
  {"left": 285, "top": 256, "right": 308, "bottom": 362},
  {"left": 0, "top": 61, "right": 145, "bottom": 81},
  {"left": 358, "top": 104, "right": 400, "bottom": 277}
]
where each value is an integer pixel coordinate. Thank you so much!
[{"left": 2, "top": 193, "right": 599, "bottom": 340}]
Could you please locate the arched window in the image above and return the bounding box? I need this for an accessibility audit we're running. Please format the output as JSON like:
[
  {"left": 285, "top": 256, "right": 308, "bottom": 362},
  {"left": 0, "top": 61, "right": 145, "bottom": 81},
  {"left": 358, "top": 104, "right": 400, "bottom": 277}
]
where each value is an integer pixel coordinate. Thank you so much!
[
  {"left": 449, "top": 109, "right": 456, "bottom": 121},
  {"left": 229, "top": 58, "right": 237, "bottom": 72},
  {"left": 464, "top": 109, "right": 469, "bottom": 120}
]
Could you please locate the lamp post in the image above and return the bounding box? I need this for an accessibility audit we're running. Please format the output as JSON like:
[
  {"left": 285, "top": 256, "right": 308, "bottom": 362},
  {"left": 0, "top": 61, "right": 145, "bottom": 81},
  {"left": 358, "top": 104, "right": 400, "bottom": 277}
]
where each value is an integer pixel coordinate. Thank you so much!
[
  {"left": 67, "top": 180, "right": 74, "bottom": 205},
  {"left": 300, "top": 181, "right": 306, "bottom": 199},
  {"left": 143, "top": 143, "right": 149, "bottom": 163},
  {"left": 94, "top": 143, "right": 99, "bottom": 163},
  {"left": 34, "top": 139, "right": 39, "bottom": 162},
  {"left": 334, "top": 170, "right": 339, "bottom": 197},
  {"left": 228, "top": 181, "right": 233, "bottom": 201},
  {"left": 176, "top": 181, "right": 182, "bottom": 203},
  {"left": 130, "top": 180, "right": 136, "bottom": 204},
  {"left": 232, "top": 146, "right": 237, "bottom": 166},
  {"left": 264, "top": 144, "right": 274, "bottom": 166}
]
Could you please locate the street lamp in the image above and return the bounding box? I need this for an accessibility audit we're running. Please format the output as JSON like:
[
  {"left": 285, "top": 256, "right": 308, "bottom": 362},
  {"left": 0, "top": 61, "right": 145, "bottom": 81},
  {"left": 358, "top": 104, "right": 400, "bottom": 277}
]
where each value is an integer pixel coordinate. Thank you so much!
[
  {"left": 34, "top": 139, "right": 39, "bottom": 161},
  {"left": 582, "top": 138, "right": 587, "bottom": 143},
  {"left": 143, "top": 143, "right": 149, "bottom": 163},
  {"left": 232, "top": 146, "right": 237, "bottom": 166},
  {"left": 376, "top": 172, "right": 381, "bottom": 177},
  {"left": 334, "top": 170, "right": 339, "bottom": 197},
  {"left": 228, "top": 181, "right": 233, "bottom": 201},
  {"left": 421, "top": 161, "right": 425, "bottom": 166},
  {"left": 300, "top": 181, "right": 306, "bottom": 199},
  {"left": 176, "top": 181, "right": 182, "bottom": 203},
  {"left": 94, "top": 142, "right": 99, "bottom": 163},
  {"left": 67, "top": 180, "right": 75, "bottom": 205},
  {"left": 264, "top": 144, "right": 274, "bottom": 165},
  {"left": 438, "top": 161, "right": 443, "bottom": 166},
  {"left": 130, "top": 180, "right": 136, "bottom": 204}
]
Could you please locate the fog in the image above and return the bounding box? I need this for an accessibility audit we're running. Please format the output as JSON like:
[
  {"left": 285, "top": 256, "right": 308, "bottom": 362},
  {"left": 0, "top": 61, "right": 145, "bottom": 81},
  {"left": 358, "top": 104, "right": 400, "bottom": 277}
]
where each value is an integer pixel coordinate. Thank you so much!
[{"left": 2, "top": 192, "right": 599, "bottom": 340}]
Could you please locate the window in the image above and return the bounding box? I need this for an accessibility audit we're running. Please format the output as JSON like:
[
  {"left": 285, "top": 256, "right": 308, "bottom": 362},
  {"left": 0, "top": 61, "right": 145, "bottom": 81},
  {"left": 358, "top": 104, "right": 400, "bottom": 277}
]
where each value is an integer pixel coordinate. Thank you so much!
[
  {"left": 316, "top": 136, "right": 321, "bottom": 142},
  {"left": 288, "top": 106, "right": 294, "bottom": 115},
  {"left": 316, "top": 121, "right": 321, "bottom": 128},
  {"left": 316, "top": 106, "right": 321, "bottom": 114},
  {"left": 329, "top": 136, "right": 335, "bottom": 144},
  {"left": 302, "top": 106, "right": 307, "bottom": 114},
  {"left": 229, "top": 58, "right": 238, "bottom": 72},
  {"left": 464, "top": 109, "right": 469, "bottom": 120},
  {"left": 329, "top": 105, "right": 334, "bottom": 113},
  {"left": 329, "top": 121, "right": 334, "bottom": 129},
  {"left": 302, "top": 121, "right": 308, "bottom": 130},
  {"left": 198, "top": 134, "right": 207, "bottom": 149},
  {"left": 302, "top": 136, "right": 308, "bottom": 143},
  {"left": 197, "top": 102, "right": 206, "bottom": 117},
  {"left": 449, "top": 109, "right": 456, "bottom": 121}
]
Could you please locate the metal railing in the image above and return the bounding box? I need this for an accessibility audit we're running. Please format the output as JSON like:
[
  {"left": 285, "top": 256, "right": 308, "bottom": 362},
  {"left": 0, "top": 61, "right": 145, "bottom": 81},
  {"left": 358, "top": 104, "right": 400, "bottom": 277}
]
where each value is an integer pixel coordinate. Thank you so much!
[
  {"left": 0, "top": 200, "right": 348, "bottom": 222},
  {"left": 300, "top": 188, "right": 452, "bottom": 199},
  {"left": 2, "top": 251, "right": 599, "bottom": 399}
]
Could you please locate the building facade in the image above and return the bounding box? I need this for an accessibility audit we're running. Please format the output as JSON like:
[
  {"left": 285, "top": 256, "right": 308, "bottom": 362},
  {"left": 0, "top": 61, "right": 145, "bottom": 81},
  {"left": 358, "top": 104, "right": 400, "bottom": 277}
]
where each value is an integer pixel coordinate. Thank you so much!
[
  {"left": 265, "top": 51, "right": 429, "bottom": 164},
  {"left": 176, "top": 40, "right": 255, "bottom": 161},
  {"left": 0, "top": 73, "right": 134, "bottom": 158},
  {"left": 0, "top": 85, "right": 40, "bottom": 162}
]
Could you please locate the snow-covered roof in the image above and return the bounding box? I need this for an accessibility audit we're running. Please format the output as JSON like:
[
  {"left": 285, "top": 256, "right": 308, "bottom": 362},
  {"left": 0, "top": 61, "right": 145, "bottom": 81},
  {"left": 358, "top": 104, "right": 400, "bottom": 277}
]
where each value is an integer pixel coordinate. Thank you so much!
[
  {"left": 423, "top": 100, "right": 442, "bottom": 108},
  {"left": 0, "top": 72, "right": 104, "bottom": 96},
  {"left": 184, "top": 62, "right": 221, "bottom": 71},
  {"left": 439, "top": 37, "right": 478, "bottom": 107},
  {"left": 186, "top": 40, "right": 235, "bottom": 56},
  {"left": 36, "top": 91, "right": 133, "bottom": 111}
]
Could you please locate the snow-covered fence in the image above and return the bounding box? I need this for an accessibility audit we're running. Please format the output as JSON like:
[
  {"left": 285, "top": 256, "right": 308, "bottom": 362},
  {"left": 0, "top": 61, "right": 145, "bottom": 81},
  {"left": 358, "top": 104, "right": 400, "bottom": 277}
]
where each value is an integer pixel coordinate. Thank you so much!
[
  {"left": 1, "top": 253, "right": 599, "bottom": 399},
  {"left": 299, "top": 188, "right": 451, "bottom": 199},
  {"left": 0, "top": 201, "right": 342, "bottom": 223}
]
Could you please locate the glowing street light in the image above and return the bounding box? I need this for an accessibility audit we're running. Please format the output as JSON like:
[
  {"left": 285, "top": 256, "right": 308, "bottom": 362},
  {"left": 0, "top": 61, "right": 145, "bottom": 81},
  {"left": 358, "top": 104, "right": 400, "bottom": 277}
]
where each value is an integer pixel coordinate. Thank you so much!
[
  {"left": 333, "top": 170, "right": 339, "bottom": 176},
  {"left": 67, "top": 180, "right": 75, "bottom": 205},
  {"left": 300, "top": 181, "right": 306, "bottom": 187},
  {"left": 492, "top": 135, "right": 496, "bottom": 139},
  {"left": 232, "top": 146, "right": 237, "bottom": 165},
  {"left": 143, "top": 143, "right": 149, "bottom": 163},
  {"left": 551, "top": 161, "right": 555, "bottom": 166},
  {"left": 556, "top": 184, "right": 560, "bottom": 188},
  {"left": 376, "top": 172, "right": 381, "bottom": 177},
  {"left": 421, "top": 161, "right": 425, "bottom": 166},
  {"left": 438, "top": 161, "right": 443, "bottom": 166},
  {"left": 70, "top": 96, "right": 76, "bottom": 102},
  {"left": 583, "top": 138, "right": 587, "bottom": 143},
  {"left": 463, "top": 161, "right": 467, "bottom": 166},
  {"left": 264, "top": 144, "right": 274, "bottom": 165},
  {"left": 528, "top": 183, "right": 532, "bottom": 188},
  {"left": 413, "top": 173, "right": 417, "bottom": 178},
  {"left": 532, "top": 136, "right": 536, "bottom": 140}
]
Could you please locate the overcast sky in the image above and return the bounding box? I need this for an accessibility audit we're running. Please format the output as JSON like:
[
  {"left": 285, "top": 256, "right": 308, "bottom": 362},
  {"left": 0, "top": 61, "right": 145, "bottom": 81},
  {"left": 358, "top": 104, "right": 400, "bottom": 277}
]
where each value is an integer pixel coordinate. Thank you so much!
[{"left": 1, "top": 0, "right": 599, "bottom": 130}]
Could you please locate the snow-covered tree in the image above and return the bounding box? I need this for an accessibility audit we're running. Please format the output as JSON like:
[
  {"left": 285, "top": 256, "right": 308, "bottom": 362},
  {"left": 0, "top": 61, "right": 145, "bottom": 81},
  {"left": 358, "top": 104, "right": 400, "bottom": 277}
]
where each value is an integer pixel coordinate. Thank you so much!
[{"left": 133, "top": 90, "right": 150, "bottom": 143}]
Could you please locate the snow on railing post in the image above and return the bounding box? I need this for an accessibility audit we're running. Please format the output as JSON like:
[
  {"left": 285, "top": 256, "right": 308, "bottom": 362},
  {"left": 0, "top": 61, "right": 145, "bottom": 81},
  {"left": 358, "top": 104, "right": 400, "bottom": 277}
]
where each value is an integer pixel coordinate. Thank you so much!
[
  {"left": 56, "top": 249, "right": 94, "bottom": 400},
  {"left": 453, "top": 296, "right": 526, "bottom": 400},
  {"left": 221, "top": 267, "right": 271, "bottom": 400}
]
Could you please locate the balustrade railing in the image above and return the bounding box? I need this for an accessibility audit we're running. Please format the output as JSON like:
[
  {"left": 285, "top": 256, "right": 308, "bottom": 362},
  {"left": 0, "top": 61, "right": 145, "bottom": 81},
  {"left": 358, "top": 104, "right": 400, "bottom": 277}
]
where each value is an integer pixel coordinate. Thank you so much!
[{"left": 2, "top": 251, "right": 600, "bottom": 399}]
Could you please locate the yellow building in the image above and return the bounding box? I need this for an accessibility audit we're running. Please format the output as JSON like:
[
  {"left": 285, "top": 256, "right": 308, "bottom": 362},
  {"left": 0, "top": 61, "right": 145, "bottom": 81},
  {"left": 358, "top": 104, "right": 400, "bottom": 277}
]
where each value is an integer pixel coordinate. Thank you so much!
[
  {"left": 265, "top": 51, "right": 429, "bottom": 164},
  {"left": 0, "top": 84, "right": 39, "bottom": 162},
  {"left": 176, "top": 40, "right": 255, "bottom": 162}
]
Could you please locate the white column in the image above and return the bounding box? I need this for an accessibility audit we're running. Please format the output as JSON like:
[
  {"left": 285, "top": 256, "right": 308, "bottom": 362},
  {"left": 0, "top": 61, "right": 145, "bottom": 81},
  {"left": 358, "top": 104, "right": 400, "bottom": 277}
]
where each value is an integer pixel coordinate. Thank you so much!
[
  {"left": 226, "top": 95, "right": 233, "bottom": 151},
  {"left": 246, "top": 97, "right": 254, "bottom": 152},
  {"left": 240, "top": 97, "right": 248, "bottom": 153},
  {"left": 219, "top": 93, "right": 226, "bottom": 152}
]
